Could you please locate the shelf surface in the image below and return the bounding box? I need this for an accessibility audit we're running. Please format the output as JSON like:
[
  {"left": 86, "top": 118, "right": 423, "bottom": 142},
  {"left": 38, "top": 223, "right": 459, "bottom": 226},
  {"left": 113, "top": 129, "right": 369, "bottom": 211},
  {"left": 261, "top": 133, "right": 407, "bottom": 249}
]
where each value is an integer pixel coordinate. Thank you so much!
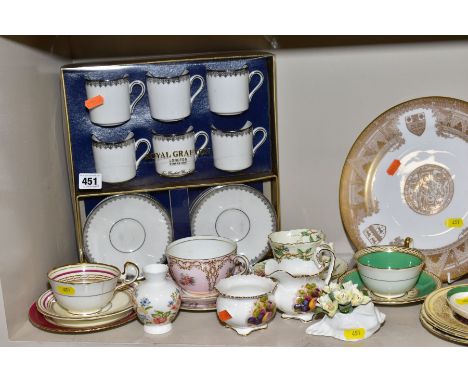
[{"left": 7, "top": 255, "right": 464, "bottom": 347}]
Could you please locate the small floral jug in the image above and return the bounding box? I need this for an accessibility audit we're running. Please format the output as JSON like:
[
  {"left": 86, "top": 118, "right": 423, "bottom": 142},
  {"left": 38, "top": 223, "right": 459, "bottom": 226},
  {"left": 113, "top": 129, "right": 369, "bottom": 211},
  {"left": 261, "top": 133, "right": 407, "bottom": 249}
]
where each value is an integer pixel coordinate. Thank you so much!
[
  {"left": 134, "top": 264, "right": 181, "bottom": 334},
  {"left": 264, "top": 256, "right": 335, "bottom": 322}
]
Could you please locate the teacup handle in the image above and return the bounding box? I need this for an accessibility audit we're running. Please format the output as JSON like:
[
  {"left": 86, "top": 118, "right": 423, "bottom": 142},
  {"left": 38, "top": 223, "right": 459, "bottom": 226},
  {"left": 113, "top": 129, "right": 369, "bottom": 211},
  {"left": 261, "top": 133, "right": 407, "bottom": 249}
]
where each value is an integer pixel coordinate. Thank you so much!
[
  {"left": 234, "top": 255, "right": 251, "bottom": 275},
  {"left": 194, "top": 131, "right": 209, "bottom": 161},
  {"left": 116, "top": 261, "right": 140, "bottom": 291},
  {"left": 252, "top": 127, "right": 268, "bottom": 156},
  {"left": 404, "top": 237, "right": 413, "bottom": 248},
  {"left": 190, "top": 75, "right": 205, "bottom": 104},
  {"left": 129, "top": 80, "right": 146, "bottom": 114},
  {"left": 248, "top": 70, "right": 264, "bottom": 101},
  {"left": 134, "top": 138, "right": 151, "bottom": 169},
  {"left": 314, "top": 244, "right": 335, "bottom": 285}
]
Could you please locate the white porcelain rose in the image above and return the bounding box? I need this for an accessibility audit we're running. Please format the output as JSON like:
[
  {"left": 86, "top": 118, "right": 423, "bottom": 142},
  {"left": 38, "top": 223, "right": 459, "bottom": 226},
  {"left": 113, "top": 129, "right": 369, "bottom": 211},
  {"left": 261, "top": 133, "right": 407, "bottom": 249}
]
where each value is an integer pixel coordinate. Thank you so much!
[
  {"left": 316, "top": 281, "right": 372, "bottom": 317},
  {"left": 307, "top": 281, "right": 385, "bottom": 342}
]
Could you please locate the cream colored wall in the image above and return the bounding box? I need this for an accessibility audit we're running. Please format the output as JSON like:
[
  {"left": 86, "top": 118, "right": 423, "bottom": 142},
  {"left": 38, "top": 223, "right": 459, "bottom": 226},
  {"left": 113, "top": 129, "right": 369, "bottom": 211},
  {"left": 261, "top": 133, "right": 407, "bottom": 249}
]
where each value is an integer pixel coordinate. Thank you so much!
[
  {"left": 1, "top": 40, "right": 468, "bottom": 344},
  {"left": 0, "top": 38, "right": 76, "bottom": 341},
  {"left": 274, "top": 42, "right": 468, "bottom": 255}
]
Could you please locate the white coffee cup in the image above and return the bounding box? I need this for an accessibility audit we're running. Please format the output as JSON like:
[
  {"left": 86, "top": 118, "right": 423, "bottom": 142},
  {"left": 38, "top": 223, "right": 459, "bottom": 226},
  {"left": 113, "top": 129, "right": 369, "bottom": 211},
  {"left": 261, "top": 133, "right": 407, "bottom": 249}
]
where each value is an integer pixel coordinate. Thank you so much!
[
  {"left": 85, "top": 75, "right": 146, "bottom": 126},
  {"left": 92, "top": 132, "right": 151, "bottom": 183},
  {"left": 211, "top": 121, "right": 267, "bottom": 172},
  {"left": 152, "top": 127, "right": 209, "bottom": 177},
  {"left": 146, "top": 70, "right": 204, "bottom": 122},
  {"left": 206, "top": 65, "right": 264, "bottom": 115}
]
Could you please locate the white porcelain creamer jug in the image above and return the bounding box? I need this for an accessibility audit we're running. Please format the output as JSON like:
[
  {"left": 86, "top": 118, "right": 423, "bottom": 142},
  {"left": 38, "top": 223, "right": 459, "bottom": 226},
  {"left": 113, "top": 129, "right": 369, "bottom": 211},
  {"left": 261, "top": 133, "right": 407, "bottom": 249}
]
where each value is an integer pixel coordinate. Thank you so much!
[{"left": 264, "top": 255, "right": 335, "bottom": 322}]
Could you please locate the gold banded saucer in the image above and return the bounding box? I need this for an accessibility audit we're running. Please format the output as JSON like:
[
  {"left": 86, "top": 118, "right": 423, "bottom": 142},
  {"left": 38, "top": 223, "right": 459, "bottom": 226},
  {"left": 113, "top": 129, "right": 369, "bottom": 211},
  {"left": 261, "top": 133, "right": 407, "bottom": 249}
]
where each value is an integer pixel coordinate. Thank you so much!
[
  {"left": 339, "top": 269, "right": 441, "bottom": 305},
  {"left": 37, "top": 289, "right": 134, "bottom": 327}
]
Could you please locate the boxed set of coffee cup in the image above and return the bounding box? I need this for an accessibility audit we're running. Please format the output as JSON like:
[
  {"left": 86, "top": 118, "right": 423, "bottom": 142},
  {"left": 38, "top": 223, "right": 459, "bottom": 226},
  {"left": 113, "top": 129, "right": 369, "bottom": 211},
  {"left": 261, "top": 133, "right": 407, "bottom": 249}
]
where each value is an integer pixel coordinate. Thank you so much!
[{"left": 60, "top": 52, "right": 280, "bottom": 264}]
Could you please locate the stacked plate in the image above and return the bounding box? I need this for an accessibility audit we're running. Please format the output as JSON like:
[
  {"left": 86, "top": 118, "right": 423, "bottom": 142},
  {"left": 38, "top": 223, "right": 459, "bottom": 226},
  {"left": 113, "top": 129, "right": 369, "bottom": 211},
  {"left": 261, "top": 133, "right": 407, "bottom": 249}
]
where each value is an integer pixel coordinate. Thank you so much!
[
  {"left": 29, "top": 288, "right": 136, "bottom": 333},
  {"left": 420, "top": 285, "right": 468, "bottom": 345}
]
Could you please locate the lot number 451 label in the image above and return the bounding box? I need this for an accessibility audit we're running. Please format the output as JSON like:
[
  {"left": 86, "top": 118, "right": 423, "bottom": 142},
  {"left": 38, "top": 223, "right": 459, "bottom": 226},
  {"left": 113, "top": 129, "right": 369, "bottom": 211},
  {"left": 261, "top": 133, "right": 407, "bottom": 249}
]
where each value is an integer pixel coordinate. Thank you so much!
[
  {"left": 79, "top": 173, "right": 102, "bottom": 190},
  {"left": 344, "top": 328, "right": 366, "bottom": 340}
]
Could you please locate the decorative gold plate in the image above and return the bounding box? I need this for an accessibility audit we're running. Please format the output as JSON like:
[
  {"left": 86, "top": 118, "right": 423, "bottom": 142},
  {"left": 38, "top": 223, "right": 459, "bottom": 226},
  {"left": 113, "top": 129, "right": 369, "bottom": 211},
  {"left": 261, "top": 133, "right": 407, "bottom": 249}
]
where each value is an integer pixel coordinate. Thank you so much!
[
  {"left": 420, "top": 306, "right": 468, "bottom": 341},
  {"left": 420, "top": 311, "right": 468, "bottom": 345},
  {"left": 422, "top": 285, "right": 468, "bottom": 337},
  {"left": 339, "top": 97, "right": 468, "bottom": 282}
]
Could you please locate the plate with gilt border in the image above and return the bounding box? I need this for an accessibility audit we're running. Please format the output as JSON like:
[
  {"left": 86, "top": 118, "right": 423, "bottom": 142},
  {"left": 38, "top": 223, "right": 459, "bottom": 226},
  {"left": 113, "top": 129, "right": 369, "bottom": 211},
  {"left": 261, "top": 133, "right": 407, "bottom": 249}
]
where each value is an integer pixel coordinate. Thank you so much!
[
  {"left": 419, "top": 312, "right": 468, "bottom": 345},
  {"left": 420, "top": 306, "right": 468, "bottom": 341},
  {"left": 338, "top": 269, "right": 442, "bottom": 305},
  {"left": 29, "top": 302, "right": 136, "bottom": 334},
  {"left": 190, "top": 184, "right": 277, "bottom": 265},
  {"left": 422, "top": 285, "right": 468, "bottom": 337},
  {"left": 340, "top": 97, "right": 468, "bottom": 282},
  {"left": 36, "top": 288, "right": 134, "bottom": 327}
]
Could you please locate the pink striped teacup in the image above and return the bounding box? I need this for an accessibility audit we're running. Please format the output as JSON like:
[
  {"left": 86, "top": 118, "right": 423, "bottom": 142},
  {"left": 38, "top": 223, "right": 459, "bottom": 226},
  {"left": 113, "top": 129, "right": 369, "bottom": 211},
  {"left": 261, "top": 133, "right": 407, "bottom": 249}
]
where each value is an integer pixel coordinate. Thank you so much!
[{"left": 47, "top": 262, "right": 139, "bottom": 314}]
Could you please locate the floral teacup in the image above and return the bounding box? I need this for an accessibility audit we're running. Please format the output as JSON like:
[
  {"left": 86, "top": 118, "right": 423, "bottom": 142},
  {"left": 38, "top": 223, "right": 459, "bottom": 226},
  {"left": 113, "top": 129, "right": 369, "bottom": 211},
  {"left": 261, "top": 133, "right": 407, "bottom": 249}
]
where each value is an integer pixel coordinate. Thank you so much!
[
  {"left": 268, "top": 229, "right": 334, "bottom": 265},
  {"left": 166, "top": 236, "right": 250, "bottom": 297}
]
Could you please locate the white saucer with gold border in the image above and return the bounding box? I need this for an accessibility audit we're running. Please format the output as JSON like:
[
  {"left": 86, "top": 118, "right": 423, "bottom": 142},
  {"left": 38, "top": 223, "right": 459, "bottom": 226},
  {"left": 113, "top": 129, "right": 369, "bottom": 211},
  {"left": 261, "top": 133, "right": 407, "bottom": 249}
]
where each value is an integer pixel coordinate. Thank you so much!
[{"left": 36, "top": 289, "right": 134, "bottom": 328}]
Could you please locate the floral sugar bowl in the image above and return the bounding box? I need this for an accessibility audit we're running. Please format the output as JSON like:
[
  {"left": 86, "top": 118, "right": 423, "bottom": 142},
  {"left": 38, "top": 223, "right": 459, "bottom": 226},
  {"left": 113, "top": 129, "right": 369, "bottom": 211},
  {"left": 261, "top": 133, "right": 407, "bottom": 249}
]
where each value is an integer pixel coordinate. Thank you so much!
[
  {"left": 215, "top": 275, "right": 277, "bottom": 336},
  {"left": 134, "top": 264, "right": 181, "bottom": 334}
]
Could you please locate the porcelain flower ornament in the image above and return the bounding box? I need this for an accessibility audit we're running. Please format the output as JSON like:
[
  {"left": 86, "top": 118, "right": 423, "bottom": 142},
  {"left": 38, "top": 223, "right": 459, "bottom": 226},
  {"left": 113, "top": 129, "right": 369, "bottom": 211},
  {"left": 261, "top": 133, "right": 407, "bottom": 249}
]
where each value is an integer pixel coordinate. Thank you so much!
[
  {"left": 306, "top": 281, "right": 385, "bottom": 341},
  {"left": 315, "top": 281, "right": 371, "bottom": 317}
]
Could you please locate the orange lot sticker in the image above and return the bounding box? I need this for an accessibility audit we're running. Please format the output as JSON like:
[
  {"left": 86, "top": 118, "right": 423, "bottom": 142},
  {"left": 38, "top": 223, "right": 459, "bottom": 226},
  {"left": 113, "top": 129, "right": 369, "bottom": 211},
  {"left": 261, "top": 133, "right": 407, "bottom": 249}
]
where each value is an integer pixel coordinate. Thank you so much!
[
  {"left": 218, "top": 310, "right": 232, "bottom": 321},
  {"left": 85, "top": 95, "right": 104, "bottom": 110},
  {"left": 386, "top": 159, "right": 401, "bottom": 176}
]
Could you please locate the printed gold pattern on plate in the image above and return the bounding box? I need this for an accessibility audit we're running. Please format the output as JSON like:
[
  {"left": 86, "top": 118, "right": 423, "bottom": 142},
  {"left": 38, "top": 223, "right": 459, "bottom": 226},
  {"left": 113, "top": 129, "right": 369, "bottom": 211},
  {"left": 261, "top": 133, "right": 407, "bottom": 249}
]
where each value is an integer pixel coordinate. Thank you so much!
[{"left": 403, "top": 164, "right": 454, "bottom": 216}]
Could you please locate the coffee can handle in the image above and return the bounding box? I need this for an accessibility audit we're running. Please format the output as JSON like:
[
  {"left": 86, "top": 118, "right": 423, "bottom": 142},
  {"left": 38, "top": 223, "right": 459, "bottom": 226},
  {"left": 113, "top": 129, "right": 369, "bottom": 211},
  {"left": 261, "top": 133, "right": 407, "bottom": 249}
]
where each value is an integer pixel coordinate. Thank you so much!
[
  {"left": 129, "top": 80, "right": 146, "bottom": 114},
  {"left": 252, "top": 127, "right": 268, "bottom": 155},
  {"left": 248, "top": 70, "right": 264, "bottom": 101},
  {"left": 194, "top": 131, "right": 209, "bottom": 161},
  {"left": 190, "top": 75, "right": 205, "bottom": 104},
  {"left": 135, "top": 138, "right": 151, "bottom": 169}
]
